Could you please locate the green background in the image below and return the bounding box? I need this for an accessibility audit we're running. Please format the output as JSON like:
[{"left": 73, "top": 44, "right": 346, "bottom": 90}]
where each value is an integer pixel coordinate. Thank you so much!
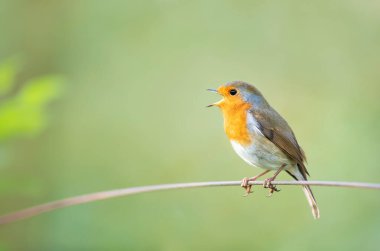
[{"left": 0, "top": 0, "right": 379, "bottom": 250}]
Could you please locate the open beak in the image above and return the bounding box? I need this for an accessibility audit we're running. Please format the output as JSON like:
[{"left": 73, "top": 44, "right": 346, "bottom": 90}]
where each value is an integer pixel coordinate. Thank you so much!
[{"left": 206, "top": 88, "right": 222, "bottom": 107}]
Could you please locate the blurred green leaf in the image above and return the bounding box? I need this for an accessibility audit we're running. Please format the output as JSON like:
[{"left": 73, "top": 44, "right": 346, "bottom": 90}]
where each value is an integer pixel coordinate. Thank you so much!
[{"left": 0, "top": 67, "right": 63, "bottom": 141}]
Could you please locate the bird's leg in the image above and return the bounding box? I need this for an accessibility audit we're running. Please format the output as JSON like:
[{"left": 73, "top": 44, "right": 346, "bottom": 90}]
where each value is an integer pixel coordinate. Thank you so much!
[
  {"left": 241, "top": 170, "right": 270, "bottom": 196},
  {"left": 263, "top": 164, "right": 286, "bottom": 196}
]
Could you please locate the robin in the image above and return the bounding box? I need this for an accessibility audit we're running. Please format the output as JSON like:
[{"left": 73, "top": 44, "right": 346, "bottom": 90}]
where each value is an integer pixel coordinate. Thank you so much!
[{"left": 208, "top": 81, "right": 320, "bottom": 219}]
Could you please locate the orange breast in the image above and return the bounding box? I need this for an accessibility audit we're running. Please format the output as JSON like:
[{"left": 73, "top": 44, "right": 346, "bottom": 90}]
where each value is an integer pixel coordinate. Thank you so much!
[{"left": 220, "top": 102, "right": 252, "bottom": 146}]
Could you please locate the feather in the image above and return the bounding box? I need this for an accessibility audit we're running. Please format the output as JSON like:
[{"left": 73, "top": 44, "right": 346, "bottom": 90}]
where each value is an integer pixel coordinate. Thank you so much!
[{"left": 250, "top": 107, "right": 309, "bottom": 178}]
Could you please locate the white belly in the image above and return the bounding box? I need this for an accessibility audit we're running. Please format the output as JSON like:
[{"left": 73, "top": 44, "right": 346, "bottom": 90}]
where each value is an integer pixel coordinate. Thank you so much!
[
  {"left": 229, "top": 112, "right": 294, "bottom": 171},
  {"left": 230, "top": 134, "right": 294, "bottom": 171}
]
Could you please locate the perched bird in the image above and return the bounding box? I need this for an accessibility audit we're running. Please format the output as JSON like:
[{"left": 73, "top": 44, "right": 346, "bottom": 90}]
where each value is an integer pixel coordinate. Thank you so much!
[{"left": 208, "top": 81, "right": 320, "bottom": 219}]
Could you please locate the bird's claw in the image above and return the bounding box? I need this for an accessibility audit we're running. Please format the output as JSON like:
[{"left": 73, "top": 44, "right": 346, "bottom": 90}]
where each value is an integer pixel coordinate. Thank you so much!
[
  {"left": 241, "top": 177, "right": 253, "bottom": 196},
  {"left": 242, "top": 189, "right": 252, "bottom": 197},
  {"left": 266, "top": 186, "right": 281, "bottom": 197},
  {"left": 263, "top": 178, "right": 280, "bottom": 196}
]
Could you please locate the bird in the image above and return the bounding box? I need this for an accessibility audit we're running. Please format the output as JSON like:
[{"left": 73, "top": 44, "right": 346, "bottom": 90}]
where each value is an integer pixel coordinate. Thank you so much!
[{"left": 207, "top": 81, "right": 320, "bottom": 219}]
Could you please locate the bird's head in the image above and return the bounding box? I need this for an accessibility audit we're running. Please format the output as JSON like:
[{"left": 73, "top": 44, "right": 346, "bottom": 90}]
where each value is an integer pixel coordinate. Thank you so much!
[{"left": 207, "top": 81, "right": 265, "bottom": 109}]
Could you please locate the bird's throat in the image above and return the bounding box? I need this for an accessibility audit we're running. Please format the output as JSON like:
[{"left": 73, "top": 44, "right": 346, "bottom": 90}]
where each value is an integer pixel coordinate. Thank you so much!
[{"left": 220, "top": 102, "right": 252, "bottom": 146}]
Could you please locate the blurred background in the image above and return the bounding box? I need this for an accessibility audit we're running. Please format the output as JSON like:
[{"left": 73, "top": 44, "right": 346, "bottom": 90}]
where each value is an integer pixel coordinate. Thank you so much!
[{"left": 0, "top": 0, "right": 379, "bottom": 250}]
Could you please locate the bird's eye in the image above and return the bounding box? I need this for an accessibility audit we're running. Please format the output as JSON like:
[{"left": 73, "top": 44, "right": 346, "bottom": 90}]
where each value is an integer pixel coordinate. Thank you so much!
[{"left": 229, "top": 89, "right": 237, "bottom": 96}]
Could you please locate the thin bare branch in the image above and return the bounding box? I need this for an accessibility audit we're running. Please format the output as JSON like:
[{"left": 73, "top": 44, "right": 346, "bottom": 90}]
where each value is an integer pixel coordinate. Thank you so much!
[{"left": 0, "top": 180, "right": 379, "bottom": 225}]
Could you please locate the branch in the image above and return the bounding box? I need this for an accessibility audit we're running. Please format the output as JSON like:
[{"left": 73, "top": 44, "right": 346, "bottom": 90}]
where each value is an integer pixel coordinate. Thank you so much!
[{"left": 0, "top": 180, "right": 379, "bottom": 225}]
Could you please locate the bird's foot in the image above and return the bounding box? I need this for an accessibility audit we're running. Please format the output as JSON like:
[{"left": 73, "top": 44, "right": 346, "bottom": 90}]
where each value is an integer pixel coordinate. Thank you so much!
[
  {"left": 263, "top": 178, "right": 280, "bottom": 196},
  {"left": 241, "top": 177, "right": 253, "bottom": 197}
]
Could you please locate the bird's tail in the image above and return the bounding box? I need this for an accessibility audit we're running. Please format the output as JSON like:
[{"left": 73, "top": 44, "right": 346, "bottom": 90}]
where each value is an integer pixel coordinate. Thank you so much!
[
  {"left": 287, "top": 168, "right": 320, "bottom": 219},
  {"left": 301, "top": 184, "right": 320, "bottom": 219}
]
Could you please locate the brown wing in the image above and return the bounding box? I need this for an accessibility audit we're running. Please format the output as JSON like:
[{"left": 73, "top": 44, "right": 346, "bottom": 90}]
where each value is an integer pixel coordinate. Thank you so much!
[{"left": 251, "top": 108, "right": 309, "bottom": 178}]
